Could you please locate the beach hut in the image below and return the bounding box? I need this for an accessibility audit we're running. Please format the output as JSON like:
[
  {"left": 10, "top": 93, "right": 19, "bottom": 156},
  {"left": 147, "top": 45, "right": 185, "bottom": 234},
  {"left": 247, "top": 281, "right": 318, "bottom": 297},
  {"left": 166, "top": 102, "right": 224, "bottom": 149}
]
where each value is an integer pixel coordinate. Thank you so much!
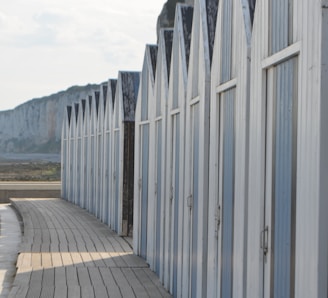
[
  {"left": 68, "top": 103, "right": 77, "bottom": 203},
  {"left": 133, "top": 45, "right": 157, "bottom": 258},
  {"left": 148, "top": 28, "right": 173, "bottom": 282},
  {"left": 102, "top": 79, "right": 117, "bottom": 225},
  {"left": 112, "top": 71, "right": 140, "bottom": 236},
  {"left": 81, "top": 99, "right": 90, "bottom": 210},
  {"left": 95, "top": 85, "right": 106, "bottom": 220},
  {"left": 72, "top": 103, "right": 81, "bottom": 205},
  {"left": 182, "top": 0, "right": 218, "bottom": 297},
  {"left": 164, "top": 4, "right": 193, "bottom": 297},
  {"left": 247, "top": 1, "right": 328, "bottom": 297},
  {"left": 61, "top": 105, "right": 72, "bottom": 200},
  {"left": 85, "top": 95, "right": 97, "bottom": 213},
  {"left": 78, "top": 99, "right": 87, "bottom": 209},
  {"left": 207, "top": 0, "right": 252, "bottom": 297}
]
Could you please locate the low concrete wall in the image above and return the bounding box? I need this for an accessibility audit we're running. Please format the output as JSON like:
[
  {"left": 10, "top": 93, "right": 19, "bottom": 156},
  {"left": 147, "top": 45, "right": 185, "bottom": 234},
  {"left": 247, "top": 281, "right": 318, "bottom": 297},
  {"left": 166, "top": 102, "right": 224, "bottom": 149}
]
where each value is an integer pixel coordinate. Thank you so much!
[{"left": 0, "top": 182, "right": 61, "bottom": 203}]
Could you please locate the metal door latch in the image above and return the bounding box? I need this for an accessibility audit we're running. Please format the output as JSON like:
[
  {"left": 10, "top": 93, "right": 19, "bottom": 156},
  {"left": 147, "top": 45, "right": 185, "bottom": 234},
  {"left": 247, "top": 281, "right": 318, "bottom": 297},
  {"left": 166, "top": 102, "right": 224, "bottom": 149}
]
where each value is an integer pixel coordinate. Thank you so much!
[
  {"left": 261, "top": 226, "right": 269, "bottom": 255},
  {"left": 215, "top": 205, "right": 221, "bottom": 238},
  {"left": 186, "top": 194, "right": 193, "bottom": 209}
]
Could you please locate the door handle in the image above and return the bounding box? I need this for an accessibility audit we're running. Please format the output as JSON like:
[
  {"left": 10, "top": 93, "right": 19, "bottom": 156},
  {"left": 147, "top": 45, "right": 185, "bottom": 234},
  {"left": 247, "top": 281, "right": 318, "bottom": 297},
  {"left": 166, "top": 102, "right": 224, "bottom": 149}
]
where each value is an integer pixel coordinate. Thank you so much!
[{"left": 261, "top": 226, "right": 269, "bottom": 255}]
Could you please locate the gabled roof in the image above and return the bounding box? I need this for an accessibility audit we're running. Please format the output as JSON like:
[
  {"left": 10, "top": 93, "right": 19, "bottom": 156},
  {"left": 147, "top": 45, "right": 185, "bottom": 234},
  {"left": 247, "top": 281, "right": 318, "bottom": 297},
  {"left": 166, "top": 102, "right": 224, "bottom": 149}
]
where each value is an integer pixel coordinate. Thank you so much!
[
  {"left": 149, "top": 45, "right": 158, "bottom": 80},
  {"left": 120, "top": 72, "right": 140, "bottom": 121},
  {"left": 205, "top": 0, "right": 219, "bottom": 64},
  {"left": 110, "top": 79, "right": 117, "bottom": 107},
  {"left": 178, "top": 4, "right": 193, "bottom": 70},
  {"left": 163, "top": 30, "right": 174, "bottom": 82}
]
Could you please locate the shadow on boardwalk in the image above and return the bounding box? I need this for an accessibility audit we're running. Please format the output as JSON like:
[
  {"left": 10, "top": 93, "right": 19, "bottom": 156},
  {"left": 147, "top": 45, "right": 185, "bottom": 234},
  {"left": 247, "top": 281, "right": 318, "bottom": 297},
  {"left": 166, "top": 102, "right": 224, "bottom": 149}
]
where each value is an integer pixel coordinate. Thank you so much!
[{"left": 8, "top": 198, "right": 171, "bottom": 298}]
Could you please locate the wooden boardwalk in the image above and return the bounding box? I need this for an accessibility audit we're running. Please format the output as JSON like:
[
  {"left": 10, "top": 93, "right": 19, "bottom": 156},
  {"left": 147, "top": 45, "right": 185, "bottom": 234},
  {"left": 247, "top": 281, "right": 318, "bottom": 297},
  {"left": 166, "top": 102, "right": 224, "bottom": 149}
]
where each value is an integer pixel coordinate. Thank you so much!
[{"left": 8, "top": 198, "right": 171, "bottom": 298}]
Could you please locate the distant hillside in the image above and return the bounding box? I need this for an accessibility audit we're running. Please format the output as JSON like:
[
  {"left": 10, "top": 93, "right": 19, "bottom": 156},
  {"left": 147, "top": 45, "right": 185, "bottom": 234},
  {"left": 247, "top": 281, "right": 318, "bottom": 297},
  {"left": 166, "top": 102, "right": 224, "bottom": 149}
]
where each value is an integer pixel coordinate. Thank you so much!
[
  {"left": 0, "top": 1, "right": 194, "bottom": 155},
  {"left": 0, "top": 84, "right": 99, "bottom": 154}
]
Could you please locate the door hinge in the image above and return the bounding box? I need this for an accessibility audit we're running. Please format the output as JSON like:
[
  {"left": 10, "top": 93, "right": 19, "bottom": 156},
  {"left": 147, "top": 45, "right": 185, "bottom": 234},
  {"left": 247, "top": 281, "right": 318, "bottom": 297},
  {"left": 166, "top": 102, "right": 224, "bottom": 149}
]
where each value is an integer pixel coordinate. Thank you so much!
[
  {"left": 261, "top": 226, "right": 269, "bottom": 256},
  {"left": 215, "top": 205, "right": 221, "bottom": 238},
  {"left": 186, "top": 194, "right": 193, "bottom": 209},
  {"left": 170, "top": 186, "right": 173, "bottom": 201},
  {"left": 138, "top": 178, "right": 142, "bottom": 189}
]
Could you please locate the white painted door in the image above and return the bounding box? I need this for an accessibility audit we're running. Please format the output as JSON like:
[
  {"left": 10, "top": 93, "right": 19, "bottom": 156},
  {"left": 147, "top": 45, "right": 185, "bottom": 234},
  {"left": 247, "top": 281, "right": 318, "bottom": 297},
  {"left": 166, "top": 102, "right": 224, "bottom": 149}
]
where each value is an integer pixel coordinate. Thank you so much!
[{"left": 263, "top": 57, "right": 298, "bottom": 298}]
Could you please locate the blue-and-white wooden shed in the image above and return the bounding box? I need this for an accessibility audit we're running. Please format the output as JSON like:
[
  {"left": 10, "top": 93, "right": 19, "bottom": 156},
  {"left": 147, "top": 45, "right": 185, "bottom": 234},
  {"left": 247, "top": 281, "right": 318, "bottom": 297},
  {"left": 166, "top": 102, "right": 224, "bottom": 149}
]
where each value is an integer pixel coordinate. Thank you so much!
[
  {"left": 102, "top": 79, "right": 117, "bottom": 226},
  {"left": 68, "top": 103, "right": 77, "bottom": 203},
  {"left": 85, "top": 94, "right": 97, "bottom": 214},
  {"left": 148, "top": 28, "right": 173, "bottom": 281},
  {"left": 61, "top": 105, "right": 72, "bottom": 200},
  {"left": 207, "top": 0, "right": 252, "bottom": 297},
  {"left": 183, "top": 0, "right": 218, "bottom": 297},
  {"left": 133, "top": 45, "right": 157, "bottom": 258},
  {"left": 112, "top": 71, "right": 140, "bottom": 236},
  {"left": 247, "top": 1, "right": 328, "bottom": 297},
  {"left": 81, "top": 99, "right": 90, "bottom": 210},
  {"left": 95, "top": 85, "right": 106, "bottom": 220},
  {"left": 78, "top": 99, "right": 87, "bottom": 209},
  {"left": 72, "top": 102, "right": 82, "bottom": 206},
  {"left": 164, "top": 4, "right": 193, "bottom": 297}
]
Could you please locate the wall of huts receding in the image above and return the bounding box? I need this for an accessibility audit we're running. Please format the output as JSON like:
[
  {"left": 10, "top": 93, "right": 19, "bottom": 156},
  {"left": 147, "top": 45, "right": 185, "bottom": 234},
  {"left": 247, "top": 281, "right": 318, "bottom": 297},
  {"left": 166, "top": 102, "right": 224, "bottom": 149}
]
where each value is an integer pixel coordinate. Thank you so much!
[{"left": 61, "top": 0, "right": 328, "bottom": 297}]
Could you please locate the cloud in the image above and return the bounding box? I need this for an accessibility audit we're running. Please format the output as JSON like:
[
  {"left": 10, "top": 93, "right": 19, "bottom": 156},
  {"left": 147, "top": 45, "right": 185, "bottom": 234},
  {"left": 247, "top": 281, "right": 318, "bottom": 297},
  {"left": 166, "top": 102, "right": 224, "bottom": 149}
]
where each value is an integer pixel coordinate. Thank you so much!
[{"left": 0, "top": 0, "right": 165, "bottom": 110}]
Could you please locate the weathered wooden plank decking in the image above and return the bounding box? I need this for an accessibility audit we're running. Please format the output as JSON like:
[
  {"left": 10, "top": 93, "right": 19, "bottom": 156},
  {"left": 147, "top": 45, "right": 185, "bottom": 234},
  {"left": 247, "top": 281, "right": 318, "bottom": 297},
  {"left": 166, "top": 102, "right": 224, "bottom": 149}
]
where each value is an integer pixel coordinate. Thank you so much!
[{"left": 8, "top": 198, "right": 171, "bottom": 298}]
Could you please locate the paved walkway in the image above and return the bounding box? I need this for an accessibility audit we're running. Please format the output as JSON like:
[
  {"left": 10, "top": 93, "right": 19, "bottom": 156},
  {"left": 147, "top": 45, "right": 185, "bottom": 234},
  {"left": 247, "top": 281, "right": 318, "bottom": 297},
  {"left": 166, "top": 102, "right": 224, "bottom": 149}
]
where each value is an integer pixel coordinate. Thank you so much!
[
  {"left": 0, "top": 204, "right": 22, "bottom": 297},
  {"left": 9, "top": 198, "right": 171, "bottom": 298}
]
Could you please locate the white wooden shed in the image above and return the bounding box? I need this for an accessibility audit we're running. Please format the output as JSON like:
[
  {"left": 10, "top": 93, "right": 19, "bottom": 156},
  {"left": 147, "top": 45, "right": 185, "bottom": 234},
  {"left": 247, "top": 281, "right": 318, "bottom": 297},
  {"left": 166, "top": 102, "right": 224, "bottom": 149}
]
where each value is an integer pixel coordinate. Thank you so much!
[
  {"left": 72, "top": 102, "right": 82, "bottom": 206},
  {"left": 148, "top": 28, "right": 173, "bottom": 281},
  {"left": 85, "top": 94, "right": 97, "bottom": 214},
  {"left": 68, "top": 103, "right": 77, "bottom": 203},
  {"left": 95, "top": 85, "right": 106, "bottom": 220},
  {"left": 61, "top": 105, "right": 72, "bottom": 200},
  {"left": 112, "top": 71, "right": 140, "bottom": 236},
  {"left": 78, "top": 99, "right": 87, "bottom": 209},
  {"left": 182, "top": 0, "right": 217, "bottom": 297},
  {"left": 247, "top": 1, "right": 328, "bottom": 297},
  {"left": 164, "top": 4, "right": 193, "bottom": 297},
  {"left": 133, "top": 45, "right": 157, "bottom": 258},
  {"left": 207, "top": 0, "right": 252, "bottom": 297},
  {"left": 102, "top": 79, "right": 117, "bottom": 226},
  {"left": 81, "top": 99, "right": 90, "bottom": 210}
]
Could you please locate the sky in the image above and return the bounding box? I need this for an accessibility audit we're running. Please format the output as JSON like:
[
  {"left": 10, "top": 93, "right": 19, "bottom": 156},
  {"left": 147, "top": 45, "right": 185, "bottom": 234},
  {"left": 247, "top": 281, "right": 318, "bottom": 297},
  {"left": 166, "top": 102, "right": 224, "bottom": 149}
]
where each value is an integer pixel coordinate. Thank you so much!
[{"left": 0, "top": 0, "right": 166, "bottom": 111}]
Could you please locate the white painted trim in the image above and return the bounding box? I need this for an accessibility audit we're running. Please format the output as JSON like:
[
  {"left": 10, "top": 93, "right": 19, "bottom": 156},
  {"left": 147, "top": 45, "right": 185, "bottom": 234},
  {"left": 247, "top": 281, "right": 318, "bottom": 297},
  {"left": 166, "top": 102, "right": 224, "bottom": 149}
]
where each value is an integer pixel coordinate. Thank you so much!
[
  {"left": 189, "top": 95, "right": 200, "bottom": 106},
  {"left": 261, "top": 42, "right": 301, "bottom": 69},
  {"left": 215, "top": 78, "right": 238, "bottom": 94}
]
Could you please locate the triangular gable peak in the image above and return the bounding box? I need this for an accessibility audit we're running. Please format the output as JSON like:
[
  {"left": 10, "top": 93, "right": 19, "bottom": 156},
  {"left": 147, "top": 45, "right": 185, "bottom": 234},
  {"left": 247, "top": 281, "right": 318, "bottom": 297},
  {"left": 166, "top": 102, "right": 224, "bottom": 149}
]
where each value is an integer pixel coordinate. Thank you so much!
[
  {"left": 110, "top": 79, "right": 117, "bottom": 107},
  {"left": 164, "top": 30, "right": 174, "bottom": 82},
  {"left": 248, "top": 0, "right": 256, "bottom": 25},
  {"left": 138, "top": 44, "right": 158, "bottom": 122},
  {"left": 101, "top": 83, "right": 108, "bottom": 116},
  {"left": 155, "top": 28, "right": 174, "bottom": 117},
  {"left": 76, "top": 101, "right": 83, "bottom": 138},
  {"left": 63, "top": 105, "right": 72, "bottom": 139},
  {"left": 94, "top": 91, "right": 100, "bottom": 118},
  {"left": 69, "top": 103, "right": 76, "bottom": 139},
  {"left": 67, "top": 106, "right": 72, "bottom": 127},
  {"left": 188, "top": 0, "right": 218, "bottom": 98},
  {"left": 74, "top": 103, "right": 79, "bottom": 124},
  {"left": 81, "top": 99, "right": 86, "bottom": 120},
  {"left": 104, "top": 79, "right": 117, "bottom": 131},
  {"left": 173, "top": 4, "right": 193, "bottom": 84},
  {"left": 97, "top": 84, "right": 107, "bottom": 130},
  {"left": 89, "top": 94, "right": 97, "bottom": 134},
  {"left": 168, "top": 4, "right": 193, "bottom": 111},
  {"left": 179, "top": 4, "right": 193, "bottom": 71},
  {"left": 120, "top": 71, "right": 140, "bottom": 122},
  {"left": 205, "top": 0, "right": 219, "bottom": 64},
  {"left": 83, "top": 98, "right": 91, "bottom": 136},
  {"left": 149, "top": 45, "right": 158, "bottom": 82}
]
